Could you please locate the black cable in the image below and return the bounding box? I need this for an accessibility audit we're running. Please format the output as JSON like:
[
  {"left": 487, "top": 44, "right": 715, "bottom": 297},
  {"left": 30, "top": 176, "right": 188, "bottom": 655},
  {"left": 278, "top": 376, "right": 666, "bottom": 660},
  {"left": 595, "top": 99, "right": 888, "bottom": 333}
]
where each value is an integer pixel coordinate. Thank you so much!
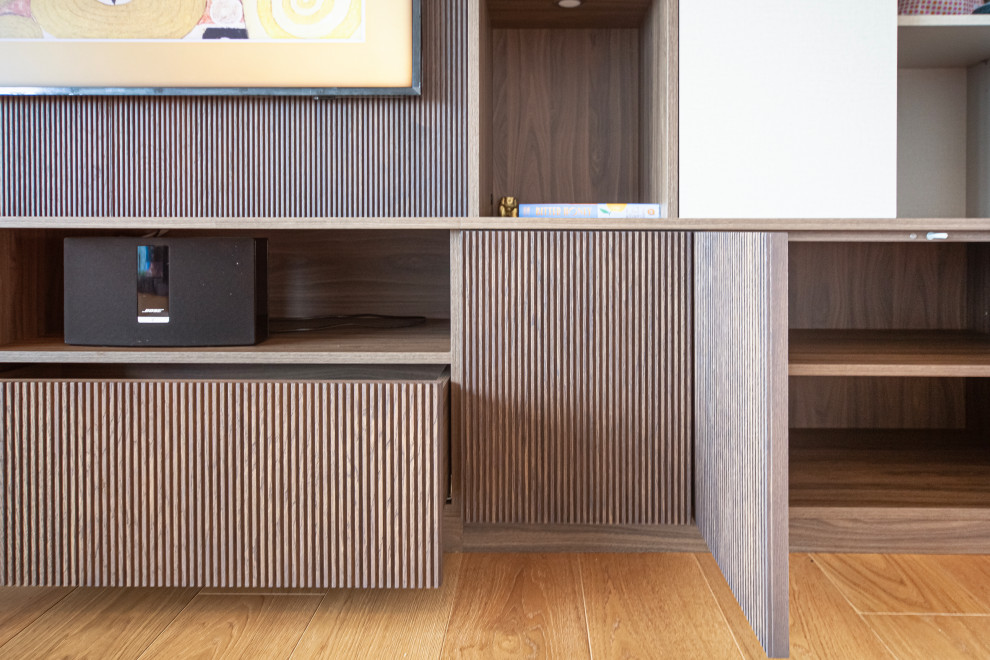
[{"left": 269, "top": 314, "right": 427, "bottom": 334}]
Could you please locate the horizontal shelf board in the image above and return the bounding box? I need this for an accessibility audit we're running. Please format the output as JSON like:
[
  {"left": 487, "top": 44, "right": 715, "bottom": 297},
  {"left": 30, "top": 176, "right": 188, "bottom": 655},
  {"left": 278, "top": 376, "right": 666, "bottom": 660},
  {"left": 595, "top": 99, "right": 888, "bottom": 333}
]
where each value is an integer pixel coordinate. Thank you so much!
[
  {"left": 790, "top": 329, "right": 990, "bottom": 376},
  {"left": 0, "top": 364, "right": 449, "bottom": 382},
  {"left": 0, "top": 319, "right": 451, "bottom": 365},
  {"left": 5, "top": 217, "right": 990, "bottom": 235},
  {"left": 790, "top": 428, "right": 990, "bottom": 509},
  {"left": 899, "top": 15, "right": 990, "bottom": 67}
]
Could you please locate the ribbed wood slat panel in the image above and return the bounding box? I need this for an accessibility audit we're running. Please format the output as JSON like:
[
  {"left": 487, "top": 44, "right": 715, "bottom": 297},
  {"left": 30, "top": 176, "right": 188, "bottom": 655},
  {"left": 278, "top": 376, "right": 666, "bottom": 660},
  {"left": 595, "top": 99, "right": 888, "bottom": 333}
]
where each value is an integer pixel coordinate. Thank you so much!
[
  {"left": 0, "top": 375, "right": 447, "bottom": 588},
  {"left": 462, "top": 231, "right": 692, "bottom": 525},
  {"left": 695, "top": 232, "right": 788, "bottom": 658},
  {"left": 0, "top": 1, "right": 466, "bottom": 218}
]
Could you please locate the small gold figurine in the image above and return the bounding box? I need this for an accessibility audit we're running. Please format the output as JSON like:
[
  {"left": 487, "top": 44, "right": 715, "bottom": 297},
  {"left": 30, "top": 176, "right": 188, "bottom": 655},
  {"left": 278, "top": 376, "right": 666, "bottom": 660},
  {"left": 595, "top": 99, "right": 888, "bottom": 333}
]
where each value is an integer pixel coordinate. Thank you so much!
[{"left": 498, "top": 196, "right": 519, "bottom": 217}]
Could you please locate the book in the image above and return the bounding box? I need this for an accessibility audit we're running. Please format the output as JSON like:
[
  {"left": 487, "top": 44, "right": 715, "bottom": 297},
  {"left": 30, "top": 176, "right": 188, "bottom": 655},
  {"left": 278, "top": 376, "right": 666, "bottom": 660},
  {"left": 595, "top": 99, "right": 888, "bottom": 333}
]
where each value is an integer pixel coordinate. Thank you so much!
[{"left": 517, "top": 203, "right": 666, "bottom": 219}]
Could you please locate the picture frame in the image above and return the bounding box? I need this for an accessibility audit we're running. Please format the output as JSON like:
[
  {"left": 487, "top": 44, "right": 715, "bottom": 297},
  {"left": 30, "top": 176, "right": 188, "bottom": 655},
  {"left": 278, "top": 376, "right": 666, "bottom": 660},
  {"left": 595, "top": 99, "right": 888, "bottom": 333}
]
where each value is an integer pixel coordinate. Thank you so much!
[{"left": 0, "top": 0, "right": 421, "bottom": 96}]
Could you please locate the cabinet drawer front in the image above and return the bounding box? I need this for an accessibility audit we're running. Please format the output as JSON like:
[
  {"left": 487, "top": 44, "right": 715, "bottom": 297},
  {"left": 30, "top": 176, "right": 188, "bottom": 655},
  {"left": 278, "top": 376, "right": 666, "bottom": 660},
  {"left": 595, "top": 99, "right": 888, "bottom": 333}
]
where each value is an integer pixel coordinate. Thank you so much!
[
  {"left": 0, "top": 375, "right": 447, "bottom": 588},
  {"left": 462, "top": 230, "right": 692, "bottom": 526}
]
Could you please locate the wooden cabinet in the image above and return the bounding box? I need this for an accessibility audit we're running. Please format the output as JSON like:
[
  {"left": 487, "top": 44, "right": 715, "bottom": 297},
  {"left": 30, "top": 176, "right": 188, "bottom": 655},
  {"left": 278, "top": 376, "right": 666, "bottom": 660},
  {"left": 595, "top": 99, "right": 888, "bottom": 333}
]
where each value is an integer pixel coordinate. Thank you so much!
[
  {"left": 679, "top": 0, "right": 897, "bottom": 219},
  {"left": 0, "top": 229, "right": 454, "bottom": 588},
  {"left": 0, "top": 364, "right": 448, "bottom": 589},
  {"left": 788, "top": 236, "right": 990, "bottom": 553}
]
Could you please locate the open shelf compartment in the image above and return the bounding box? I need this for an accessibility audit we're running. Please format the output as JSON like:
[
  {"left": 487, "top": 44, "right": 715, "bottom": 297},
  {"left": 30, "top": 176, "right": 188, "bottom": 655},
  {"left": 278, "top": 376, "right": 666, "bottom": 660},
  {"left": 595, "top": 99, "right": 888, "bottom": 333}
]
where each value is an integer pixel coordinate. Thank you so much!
[{"left": 0, "top": 228, "right": 452, "bottom": 365}]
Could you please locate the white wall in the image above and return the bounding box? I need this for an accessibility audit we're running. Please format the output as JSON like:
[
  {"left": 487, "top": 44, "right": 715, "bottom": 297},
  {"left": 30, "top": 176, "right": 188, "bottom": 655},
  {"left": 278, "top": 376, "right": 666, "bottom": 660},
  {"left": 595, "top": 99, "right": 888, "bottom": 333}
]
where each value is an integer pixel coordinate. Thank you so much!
[{"left": 680, "top": 0, "right": 898, "bottom": 219}]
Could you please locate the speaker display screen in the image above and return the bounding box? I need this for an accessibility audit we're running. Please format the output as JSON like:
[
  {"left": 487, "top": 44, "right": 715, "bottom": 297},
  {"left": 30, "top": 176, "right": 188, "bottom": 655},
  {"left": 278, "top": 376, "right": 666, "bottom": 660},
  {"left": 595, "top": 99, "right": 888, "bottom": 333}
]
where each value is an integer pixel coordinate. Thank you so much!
[{"left": 137, "top": 245, "right": 170, "bottom": 324}]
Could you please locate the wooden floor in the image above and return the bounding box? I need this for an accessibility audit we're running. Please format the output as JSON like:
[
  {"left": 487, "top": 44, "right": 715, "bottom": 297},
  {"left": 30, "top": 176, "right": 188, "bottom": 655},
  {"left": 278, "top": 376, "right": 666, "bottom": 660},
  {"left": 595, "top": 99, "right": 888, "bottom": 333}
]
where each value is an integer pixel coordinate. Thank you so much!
[{"left": 1, "top": 553, "right": 989, "bottom": 659}]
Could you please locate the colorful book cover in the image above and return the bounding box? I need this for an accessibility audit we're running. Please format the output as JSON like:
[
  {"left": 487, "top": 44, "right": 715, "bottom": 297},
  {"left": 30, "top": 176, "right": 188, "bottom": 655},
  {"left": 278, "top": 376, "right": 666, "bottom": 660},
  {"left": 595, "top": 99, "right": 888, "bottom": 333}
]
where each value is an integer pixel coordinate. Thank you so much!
[{"left": 518, "top": 203, "right": 666, "bottom": 219}]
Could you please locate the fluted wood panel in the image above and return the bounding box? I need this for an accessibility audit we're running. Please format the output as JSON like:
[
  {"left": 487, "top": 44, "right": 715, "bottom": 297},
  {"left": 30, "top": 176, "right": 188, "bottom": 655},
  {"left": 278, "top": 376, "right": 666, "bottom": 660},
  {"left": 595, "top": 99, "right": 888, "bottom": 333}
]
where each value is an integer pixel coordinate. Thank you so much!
[
  {"left": 0, "top": 372, "right": 448, "bottom": 588},
  {"left": 462, "top": 230, "right": 692, "bottom": 526},
  {"left": 695, "top": 232, "right": 788, "bottom": 658},
  {"left": 0, "top": 0, "right": 466, "bottom": 218}
]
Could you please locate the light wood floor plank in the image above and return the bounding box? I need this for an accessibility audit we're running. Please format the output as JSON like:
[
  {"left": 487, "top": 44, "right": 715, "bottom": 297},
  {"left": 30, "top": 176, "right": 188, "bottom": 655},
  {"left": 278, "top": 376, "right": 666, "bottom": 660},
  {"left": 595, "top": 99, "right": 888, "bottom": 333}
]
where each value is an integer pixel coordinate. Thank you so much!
[
  {"left": 922, "top": 555, "right": 990, "bottom": 611},
  {"left": 0, "top": 587, "right": 73, "bottom": 648},
  {"left": 440, "top": 553, "right": 591, "bottom": 659},
  {"left": 864, "top": 614, "right": 990, "bottom": 660},
  {"left": 139, "top": 594, "right": 322, "bottom": 660},
  {"left": 694, "top": 553, "right": 770, "bottom": 660},
  {"left": 290, "top": 554, "right": 463, "bottom": 660},
  {"left": 0, "top": 588, "right": 196, "bottom": 660},
  {"left": 813, "top": 554, "right": 990, "bottom": 615},
  {"left": 700, "top": 553, "right": 895, "bottom": 659},
  {"left": 581, "top": 553, "right": 741, "bottom": 659}
]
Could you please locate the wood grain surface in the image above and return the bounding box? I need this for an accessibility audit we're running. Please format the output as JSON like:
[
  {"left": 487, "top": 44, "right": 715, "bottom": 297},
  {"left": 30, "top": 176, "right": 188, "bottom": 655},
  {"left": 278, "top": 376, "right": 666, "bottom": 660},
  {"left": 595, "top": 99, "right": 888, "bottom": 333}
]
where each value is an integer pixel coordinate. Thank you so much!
[
  {"left": 0, "top": 371, "right": 448, "bottom": 588},
  {"left": 790, "top": 376, "right": 965, "bottom": 429},
  {"left": 0, "top": 587, "right": 73, "bottom": 648},
  {"left": 460, "top": 523, "right": 708, "bottom": 553},
  {"left": 580, "top": 553, "right": 741, "bottom": 659},
  {"left": 462, "top": 231, "right": 692, "bottom": 526},
  {"left": 790, "top": 507, "right": 990, "bottom": 554},
  {"left": 492, "top": 30, "right": 640, "bottom": 206},
  {"left": 812, "top": 554, "right": 990, "bottom": 615},
  {"left": 789, "top": 329, "right": 990, "bottom": 376},
  {"left": 0, "top": 588, "right": 196, "bottom": 660},
  {"left": 787, "top": 555, "right": 896, "bottom": 659},
  {"left": 291, "top": 554, "right": 463, "bottom": 660},
  {"left": 0, "top": 320, "right": 452, "bottom": 365},
  {"left": 441, "top": 553, "right": 590, "bottom": 659},
  {"left": 695, "top": 232, "right": 789, "bottom": 658},
  {"left": 140, "top": 594, "right": 323, "bottom": 660},
  {"left": 864, "top": 614, "right": 990, "bottom": 660},
  {"left": 266, "top": 230, "right": 451, "bottom": 320},
  {"left": 789, "top": 242, "right": 968, "bottom": 330},
  {"left": 789, "top": 429, "right": 990, "bottom": 508},
  {"left": 639, "top": 0, "right": 678, "bottom": 218},
  {"left": 487, "top": 0, "right": 652, "bottom": 28}
]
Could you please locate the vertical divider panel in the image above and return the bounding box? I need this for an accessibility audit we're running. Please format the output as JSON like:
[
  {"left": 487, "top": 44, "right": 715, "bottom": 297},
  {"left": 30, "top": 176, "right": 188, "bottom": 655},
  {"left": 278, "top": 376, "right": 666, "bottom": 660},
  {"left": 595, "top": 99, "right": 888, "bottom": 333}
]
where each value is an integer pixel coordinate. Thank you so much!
[{"left": 695, "top": 232, "right": 789, "bottom": 658}]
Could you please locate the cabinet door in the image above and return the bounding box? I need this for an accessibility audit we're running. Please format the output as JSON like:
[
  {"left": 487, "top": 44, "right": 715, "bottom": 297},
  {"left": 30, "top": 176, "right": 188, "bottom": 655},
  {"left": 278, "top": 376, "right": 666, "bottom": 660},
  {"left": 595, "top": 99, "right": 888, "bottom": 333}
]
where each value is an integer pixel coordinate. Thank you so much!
[
  {"left": 695, "top": 232, "right": 789, "bottom": 658},
  {"left": 680, "top": 1, "right": 896, "bottom": 219},
  {"left": 461, "top": 231, "right": 692, "bottom": 526}
]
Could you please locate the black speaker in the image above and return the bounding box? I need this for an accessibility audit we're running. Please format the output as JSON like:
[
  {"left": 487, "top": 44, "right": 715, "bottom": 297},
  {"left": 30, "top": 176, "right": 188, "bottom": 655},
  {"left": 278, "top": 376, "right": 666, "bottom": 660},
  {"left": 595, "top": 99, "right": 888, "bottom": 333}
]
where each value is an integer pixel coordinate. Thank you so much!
[{"left": 64, "top": 237, "right": 268, "bottom": 347}]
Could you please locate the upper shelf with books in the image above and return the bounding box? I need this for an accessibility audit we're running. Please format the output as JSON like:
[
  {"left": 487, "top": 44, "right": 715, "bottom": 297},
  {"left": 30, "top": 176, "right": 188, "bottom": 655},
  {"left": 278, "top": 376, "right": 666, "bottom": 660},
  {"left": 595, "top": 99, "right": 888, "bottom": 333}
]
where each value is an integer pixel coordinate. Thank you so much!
[{"left": 899, "top": 15, "right": 990, "bottom": 67}]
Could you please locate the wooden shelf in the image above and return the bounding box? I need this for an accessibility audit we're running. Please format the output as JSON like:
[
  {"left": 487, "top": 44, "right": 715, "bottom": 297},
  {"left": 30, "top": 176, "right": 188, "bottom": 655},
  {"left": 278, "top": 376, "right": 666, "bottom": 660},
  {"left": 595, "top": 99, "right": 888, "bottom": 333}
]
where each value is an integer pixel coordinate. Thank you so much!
[
  {"left": 899, "top": 15, "right": 990, "bottom": 68},
  {"left": 0, "top": 319, "right": 451, "bottom": 365},
  {"left": 790, "top": 428, "right": 990, "bottom": 509},
  {"left": 790, "top": 329, "right": 990, "bottom": 376}
]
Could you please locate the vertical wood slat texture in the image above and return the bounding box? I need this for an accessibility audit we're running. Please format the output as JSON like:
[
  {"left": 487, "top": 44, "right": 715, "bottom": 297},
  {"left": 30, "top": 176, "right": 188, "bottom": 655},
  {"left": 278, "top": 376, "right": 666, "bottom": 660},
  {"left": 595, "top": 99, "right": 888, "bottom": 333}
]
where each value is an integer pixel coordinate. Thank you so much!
[
  {"left": 462, "top": 231, "right": 691, "bottom": 526},
  {"left": 0, "top": 0, "right": 467, "bottom": 218},
  {"left": 0, "top": 372, "right": 448, "bottom": 588},
  {"left": 694, "top": 232, "right": 789, "bottom": 658},
  {"left": 640, "top": 0, "right": 677, "bottom": 218}
]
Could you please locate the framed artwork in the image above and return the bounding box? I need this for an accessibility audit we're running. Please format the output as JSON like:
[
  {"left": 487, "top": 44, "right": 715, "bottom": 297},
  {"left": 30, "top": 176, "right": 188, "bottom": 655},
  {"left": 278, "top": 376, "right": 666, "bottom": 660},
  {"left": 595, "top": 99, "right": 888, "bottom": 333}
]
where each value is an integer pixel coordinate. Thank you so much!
[{"left": 0, "top": 0, "right": 421, "bottom": 96}]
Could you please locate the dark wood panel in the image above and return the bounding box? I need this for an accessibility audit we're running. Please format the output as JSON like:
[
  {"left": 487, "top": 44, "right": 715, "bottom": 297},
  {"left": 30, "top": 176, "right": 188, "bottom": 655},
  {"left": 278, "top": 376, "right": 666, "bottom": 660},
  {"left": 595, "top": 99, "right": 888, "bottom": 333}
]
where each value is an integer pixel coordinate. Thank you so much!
[
  {"left": 488, "top": 0, "right": 652, "bottom": 28},
  {"left": 266, "top": 230, "right": 450, "bottom": 319},
  {"left": 462, "top": 231, "right": 692, "bottom": 526},
  {"left": 791, "top": 508, "right": 990, "bottom": 553},
  {"left": 461, "top": 523, "right": 707, "bottom": 552},
  {"left": 0, "top": 230, "right": 64, "bottom": 344},
  {"left": 790, "top": 429, "right": 990, "bottom": 508},
  {"left": 492, "top": 30, "right": 640, "bottom": 205},
  {"left": 790, "top": 376, "right": 965, "bottom": 429},
  {"left": 695, "top": 232, "right": 789, "bottom": 658},
  {"left": 0, "top": 0, "right": 467, "bottom": 217},
  {"left": 789, "top": 242, "right": 968, "bottom": 330},
  {"left": 0, "top": 371, "right": 448, "bottom": 588}
]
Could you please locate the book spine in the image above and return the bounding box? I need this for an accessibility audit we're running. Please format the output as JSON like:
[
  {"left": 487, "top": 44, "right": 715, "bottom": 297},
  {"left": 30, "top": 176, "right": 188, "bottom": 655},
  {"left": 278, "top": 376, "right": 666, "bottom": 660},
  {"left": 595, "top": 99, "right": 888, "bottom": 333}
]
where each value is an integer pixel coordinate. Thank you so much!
[{"left": 517, "top": 203, "right": 665, "bottom": 219}]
